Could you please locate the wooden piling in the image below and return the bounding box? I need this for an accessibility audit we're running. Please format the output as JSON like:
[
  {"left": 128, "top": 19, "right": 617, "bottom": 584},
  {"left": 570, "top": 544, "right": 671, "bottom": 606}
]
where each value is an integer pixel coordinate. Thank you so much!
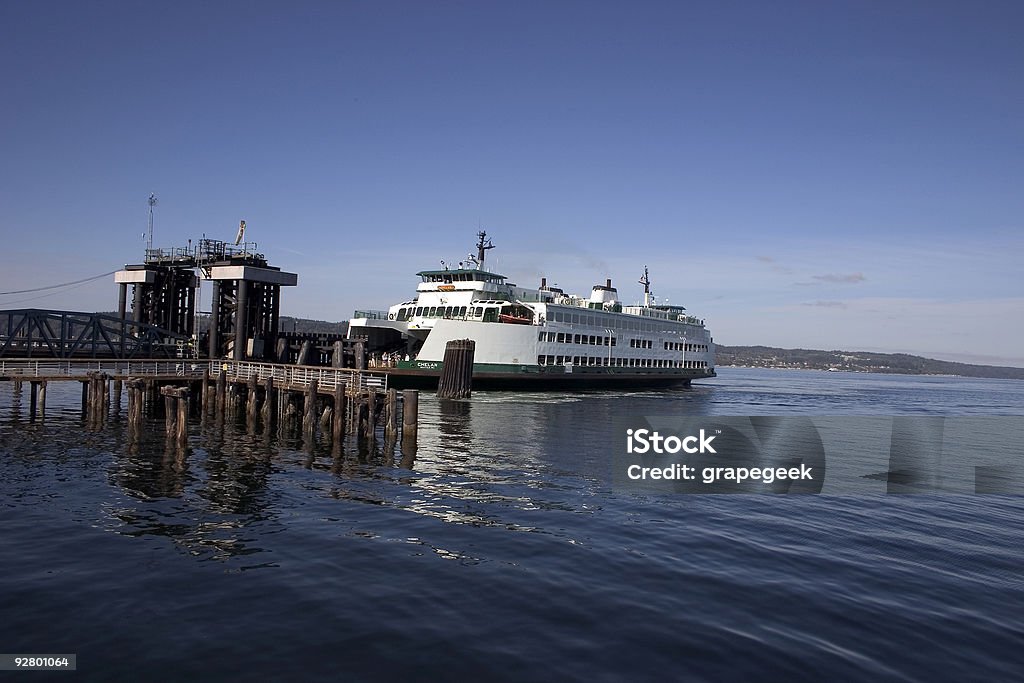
[
  {"left": 163, "top": 389, "right": 176, "bottom": 439},
  {"left": 127, "top": 379, "right": 144, "bottom": 438},
  {"left": 303, "top": 378, "right": 319, "bottom": 441},
  {"left": 262, "top": 376, "right": 275, "bottom": 435},
  {"left": 176, "top": 389, "right": 189, "bottom": 446},
  {"left": 215, "top": 370, "right": 226, "bottom": 420},
  {"left": 354, "top": 340, "right": 366, "bottom": 370},
  {"left": 201, "top": 368, "right": 210, "bottom": 415},
  {"left": 402, "top": 389, "right": 419, "bottom": 448},
  {"left": 385, "top": 388, "right": 398, "bottom": 441},
  {"left": 365, "top": 389, "right": 377, "bottom": 443},
  {"left": 246, "top": 375, "right": 258, "bottom": 431},
  {"left": 29, "top": 381, "right": 38, "bottom": 420},
  {"left": 437, "top": 339, "right": 475, "bottom": 399},
  {"left": 332, "top": 382, "right": 346, "bottom": 443},
  {"left": 37, "top": 380, "right": 47, "bottom": 418},
  {"left": 297, "top": 340, "right": 314, "bottom": 367}
]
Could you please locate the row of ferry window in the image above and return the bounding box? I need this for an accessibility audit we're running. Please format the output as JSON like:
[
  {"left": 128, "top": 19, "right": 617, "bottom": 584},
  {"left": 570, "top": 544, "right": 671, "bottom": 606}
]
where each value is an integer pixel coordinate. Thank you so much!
[
  {"left": 397, "top": 306, "right": 467, "bottom": 320},
  {"left": 664, "top": 342, "right": 709, "bottom": 352},
  {"left": 538, "top": 331, "right": 617, "bottom": 346},
  {"left": 396, "top": 304, "right": 530, "bottom": 322},
  {"left": 547, "top": 309, "right": 686, "bottom": 333},
  {"left": 421, "top": 273, "right": 504, "bottom": 283},
  {"left": 537, "top": 356, "right": 709, "bottom": 369},
  {"left": 538, "top": 331, "right": 707, "bottom": 353}
]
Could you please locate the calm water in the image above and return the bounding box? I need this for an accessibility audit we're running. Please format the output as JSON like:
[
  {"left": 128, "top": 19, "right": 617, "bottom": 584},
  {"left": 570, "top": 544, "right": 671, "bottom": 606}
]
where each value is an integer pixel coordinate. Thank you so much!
[{"left": 1, "top": 368, "right": 1022, "bottom": 681}]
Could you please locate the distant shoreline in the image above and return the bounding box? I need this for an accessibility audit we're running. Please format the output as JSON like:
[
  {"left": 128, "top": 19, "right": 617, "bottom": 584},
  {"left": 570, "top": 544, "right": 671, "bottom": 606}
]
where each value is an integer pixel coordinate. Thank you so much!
[{"left": 715, "top": 345, "right": 1024, "bottom": 380}]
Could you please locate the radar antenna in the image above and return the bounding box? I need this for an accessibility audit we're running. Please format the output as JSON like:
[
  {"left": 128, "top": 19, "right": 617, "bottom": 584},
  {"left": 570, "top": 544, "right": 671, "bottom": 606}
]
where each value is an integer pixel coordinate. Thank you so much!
[
  {"left": 475, "top": 231, "right": 495, "bottom": 266},
  {"left": 639, "top": 266, "right": 652, "bottom": 307}
]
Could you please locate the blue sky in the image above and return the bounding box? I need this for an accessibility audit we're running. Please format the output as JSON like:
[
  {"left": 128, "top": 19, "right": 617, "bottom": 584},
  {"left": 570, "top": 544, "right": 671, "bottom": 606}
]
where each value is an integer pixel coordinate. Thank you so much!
[{"left": 2, "top": 1, "right": 1022, "bottom": 365}]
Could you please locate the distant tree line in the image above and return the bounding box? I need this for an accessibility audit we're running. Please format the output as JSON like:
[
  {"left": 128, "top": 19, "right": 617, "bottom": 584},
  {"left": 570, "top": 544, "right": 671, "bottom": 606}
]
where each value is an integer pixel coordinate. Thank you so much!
[{"left": 716, "top": 345, "right": 1024, "bottom": 380}]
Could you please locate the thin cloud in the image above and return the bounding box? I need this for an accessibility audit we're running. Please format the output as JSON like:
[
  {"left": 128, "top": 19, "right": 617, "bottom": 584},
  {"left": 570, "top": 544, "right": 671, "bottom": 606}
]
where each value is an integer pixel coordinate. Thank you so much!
[
  {"left": 802, "top": 300, "right": 848, "bottom": 309},
  {"left": 812, "top": 272, "right": 866, "bottom": 283},
  {"left": 756, "top": 255, "right": 775, "bottom": 263}
]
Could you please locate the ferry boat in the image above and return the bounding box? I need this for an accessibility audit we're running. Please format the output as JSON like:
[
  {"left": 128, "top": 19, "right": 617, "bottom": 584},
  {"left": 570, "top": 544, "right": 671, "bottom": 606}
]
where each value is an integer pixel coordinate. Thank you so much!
[{"left": 348, "top": 232, "right": 716, "bottom": 389}]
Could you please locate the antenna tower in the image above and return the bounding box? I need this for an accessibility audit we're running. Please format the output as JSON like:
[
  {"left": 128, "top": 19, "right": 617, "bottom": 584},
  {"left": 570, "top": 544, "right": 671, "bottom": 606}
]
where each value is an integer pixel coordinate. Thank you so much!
[{"left": 146, "top": 193, "right": 158, "bottom": 254}]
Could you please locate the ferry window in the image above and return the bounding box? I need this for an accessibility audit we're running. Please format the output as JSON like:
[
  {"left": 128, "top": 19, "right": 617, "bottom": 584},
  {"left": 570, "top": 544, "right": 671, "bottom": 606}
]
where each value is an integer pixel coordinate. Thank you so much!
[
  {"left": 537, "top": 355, "right": 545, "bottom": 365},
  {"left": 556, "top": 356, "right": 563, "bottom": 364},
  {"left": 539, "top": 332, "right": 545, "bottom": 341},
  {"left": 556, "top": 333, "right": 564, "bottom": 343},
  {"left": 459, "top": 306, "right": 466, "bottom": 317},
  {"left": 572, "top": 314, "right": 580, "bottom": 324},
  {"left": 547, "top": 355, "right": 555, "bottom": 364},
  {"left": 427, "top": 307, "right": 436, "bottom": 317},
  {"left": 483, "top": 307, "right": 498, "bottom": 322}
]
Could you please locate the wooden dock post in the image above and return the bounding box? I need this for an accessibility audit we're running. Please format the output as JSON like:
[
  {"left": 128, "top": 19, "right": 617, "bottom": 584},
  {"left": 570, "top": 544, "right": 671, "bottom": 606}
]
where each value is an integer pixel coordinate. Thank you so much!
[
  {"left": 365, "top": 389, "right": 377, "bottom": 443},
  {"left": 303, "top": 378, "right": 319, "bottom": 442},
  {"left": 437, "top": 339, "right": 475, "bottom": 399},
  {"left": 385, "top": 388, "right": 398, "bottom": 442},
  {"left": 29, "top": 381, "right": 39, "bottom": 421},
  {"left": 201, "top": 368, "right": 210, "bottom": 416},
  {"left": 332, "top": 340, "right": 344, "bottom": 368},
  {"left": 246, "top": 375, "right": 258, "bottom": 431},
  {"left": 163, "top": 387, "right": 176, "bottom": 438},
  {"left": 80, "top": 380, "right": 88, "bottom": 415},
  {"left": 296, "top": 340, "right": 314, "bottom": 367},
  {"left": 215, "top": 370, "right": 226, "bottom": 421},
  {"left": 332, "top": 382, "right": 346, "bottom": 443},
  {"left": 127, "top": 379, "right": 145, "bottom": 438},
  {"left": 354, "top": 340, "right": 366, "bottom": 370},
  {"left": 402, "top": 389, "right": 418, "bottom": 450},
  {"left": 176, "top": 388, "right": 189, "bottom": 447},
  {"left": 262, "top": 376, "right": 275, "bottom": 435},
  {"left": 38, "top": 380, "right": 47, "bottom": 418},
  {"left": 12, "top": 378, "right": 22, "bottom": 393},
  {"left": 113, "top": 379, "right": 122, "bottom": 413},
  {"left": 126, "top": 381, "right": 136, "bottom": 439}
]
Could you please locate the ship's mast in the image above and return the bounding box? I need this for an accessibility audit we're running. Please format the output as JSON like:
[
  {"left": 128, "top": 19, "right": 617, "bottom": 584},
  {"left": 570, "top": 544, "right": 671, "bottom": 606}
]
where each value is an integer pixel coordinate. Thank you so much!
[
  {"left": 639, "top": 266, "right": 652, "bottom": 307},
  {"left": 475, "top": 231, "right": 495, "bottom": 267}
]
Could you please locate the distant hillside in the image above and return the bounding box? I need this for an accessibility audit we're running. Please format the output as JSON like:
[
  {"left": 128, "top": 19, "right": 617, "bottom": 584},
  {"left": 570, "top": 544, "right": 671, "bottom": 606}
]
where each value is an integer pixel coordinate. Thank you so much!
[
  {"left": 278, "top": 316, "right": 348, "bottom": 336},
  {"left": 716, "top": 345, "right": 1024, "bottom": 380}
]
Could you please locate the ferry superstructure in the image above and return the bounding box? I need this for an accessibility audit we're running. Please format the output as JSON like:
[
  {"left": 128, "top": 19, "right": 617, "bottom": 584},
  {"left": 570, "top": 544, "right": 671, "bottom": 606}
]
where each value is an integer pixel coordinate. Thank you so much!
[{"left": 348, "top": 232, "right": 716, "bottom": 389}]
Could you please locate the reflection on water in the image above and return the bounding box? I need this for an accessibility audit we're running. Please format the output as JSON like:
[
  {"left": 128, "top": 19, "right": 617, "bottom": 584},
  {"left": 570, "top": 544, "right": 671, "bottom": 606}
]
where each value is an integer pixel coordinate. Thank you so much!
[
  {"left": 1, "top": 373, "right": 1024, "bottom": 680},
  {"left": 4, "top": 371, "right": 1022, "bottom": 554}
]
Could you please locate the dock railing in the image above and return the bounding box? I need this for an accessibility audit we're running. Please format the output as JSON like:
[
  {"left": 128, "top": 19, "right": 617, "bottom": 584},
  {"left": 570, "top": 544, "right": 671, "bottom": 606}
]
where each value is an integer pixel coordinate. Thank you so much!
[{"left": 0, "top": 359, "right": 388, "bottom": 393}]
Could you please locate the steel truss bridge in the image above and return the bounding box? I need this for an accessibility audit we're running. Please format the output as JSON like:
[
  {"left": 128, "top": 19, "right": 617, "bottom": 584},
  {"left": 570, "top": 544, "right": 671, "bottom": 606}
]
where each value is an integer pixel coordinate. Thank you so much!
[{"left": 0, "top": 309, "right": 194, "bottom": 360}]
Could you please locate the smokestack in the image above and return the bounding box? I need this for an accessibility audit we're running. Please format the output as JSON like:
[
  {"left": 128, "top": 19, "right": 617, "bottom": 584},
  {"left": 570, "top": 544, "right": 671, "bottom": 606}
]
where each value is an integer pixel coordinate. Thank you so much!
[
  {"left": 541, "top": 277, "right": 547, "bottom": 288},
  {"left": 606, "top": 278, "right": 612, "bottom": 289}
]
